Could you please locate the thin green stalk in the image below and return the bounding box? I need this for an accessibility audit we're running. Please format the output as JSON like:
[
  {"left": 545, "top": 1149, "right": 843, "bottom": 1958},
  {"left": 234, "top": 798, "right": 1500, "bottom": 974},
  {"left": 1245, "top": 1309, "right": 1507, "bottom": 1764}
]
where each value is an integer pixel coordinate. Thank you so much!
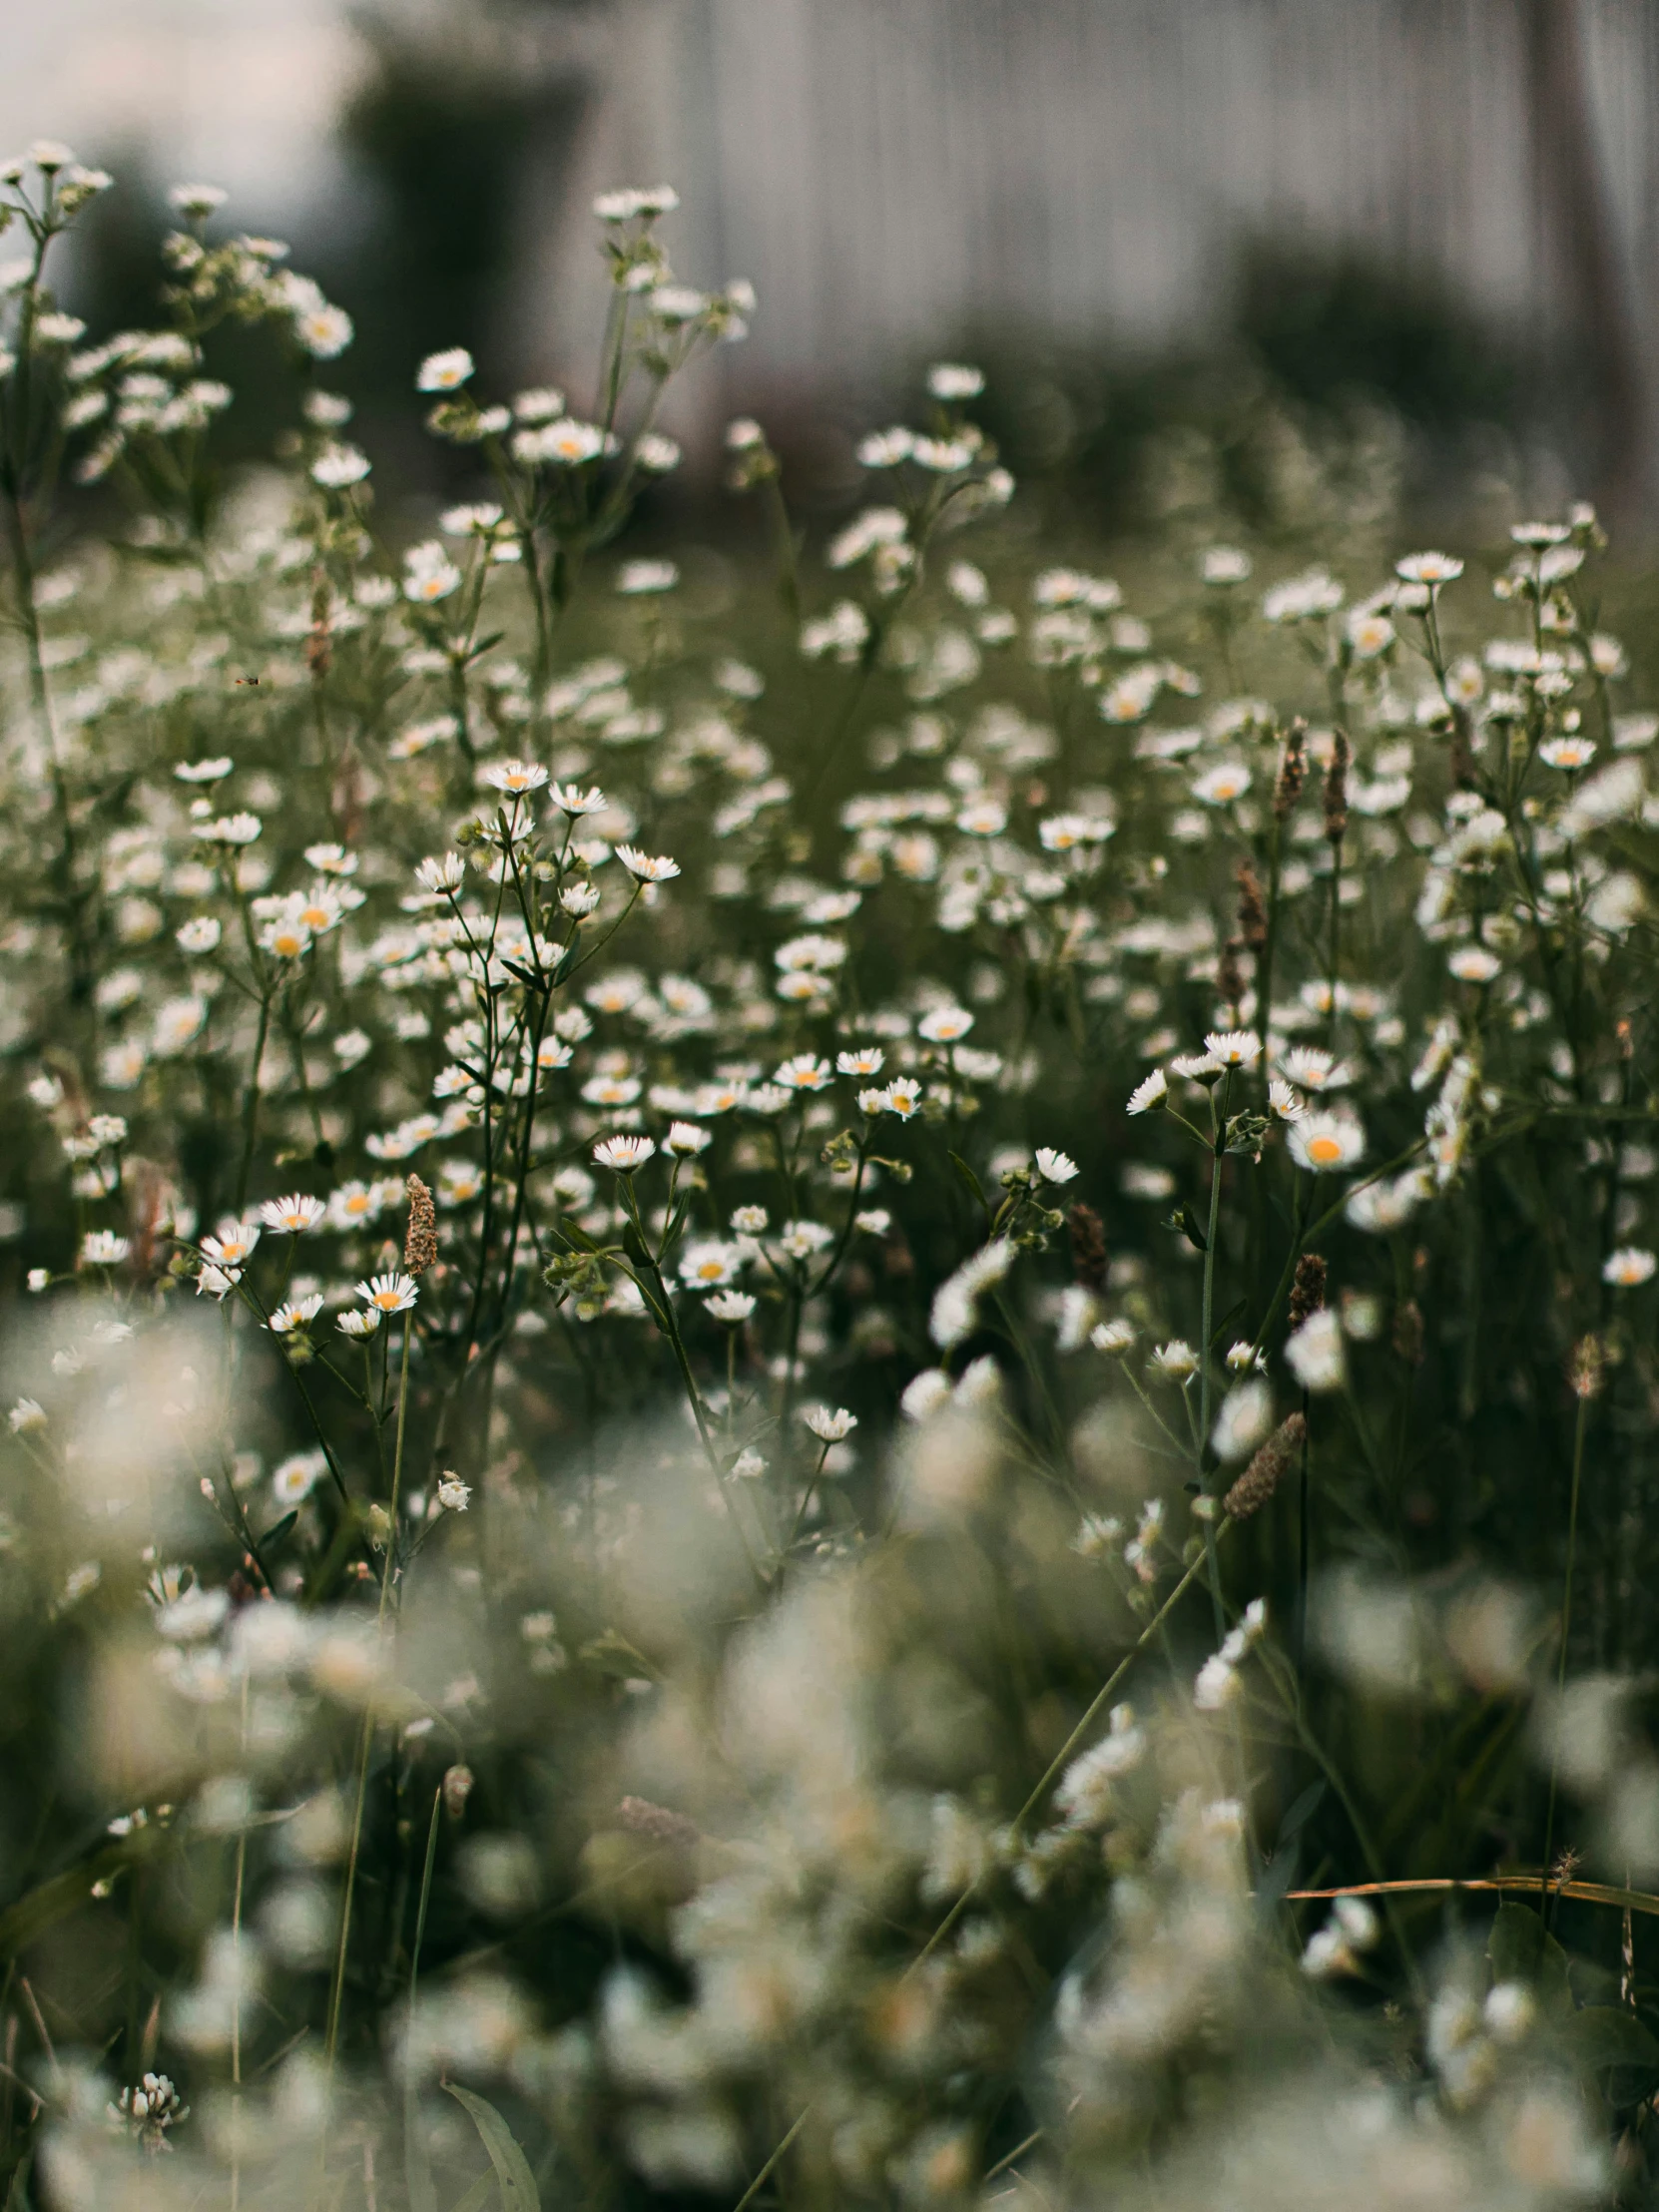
[
  {"left": 234, "top": 992, "right": 275, "bottom": 1217},
  {"left": 1541, "top": 1386, "right": 1591, "bottom": 1917},
  {"left": 1197, "top": 1079, "right": 1230, "bottom": 1639},
  {"left": 324, "top": 1311, "right": 414, "bottom": 2080},
  {"left": 404, "top": 1787, "right": 442, "bottom": 2212}
]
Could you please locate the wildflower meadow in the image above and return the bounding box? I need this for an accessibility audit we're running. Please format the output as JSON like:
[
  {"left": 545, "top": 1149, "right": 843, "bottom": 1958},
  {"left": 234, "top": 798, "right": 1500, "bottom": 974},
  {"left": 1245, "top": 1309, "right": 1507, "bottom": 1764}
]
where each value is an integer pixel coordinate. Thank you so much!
[{"left": 4, "top": 141, "right": 1659, "bottom": 2212}]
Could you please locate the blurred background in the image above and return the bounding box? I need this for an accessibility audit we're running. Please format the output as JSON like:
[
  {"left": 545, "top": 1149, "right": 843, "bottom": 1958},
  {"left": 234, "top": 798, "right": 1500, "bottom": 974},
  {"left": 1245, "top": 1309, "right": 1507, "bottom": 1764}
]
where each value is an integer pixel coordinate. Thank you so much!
[{"left": 9, "top": 0, "right": 1659, "bottom": 534}]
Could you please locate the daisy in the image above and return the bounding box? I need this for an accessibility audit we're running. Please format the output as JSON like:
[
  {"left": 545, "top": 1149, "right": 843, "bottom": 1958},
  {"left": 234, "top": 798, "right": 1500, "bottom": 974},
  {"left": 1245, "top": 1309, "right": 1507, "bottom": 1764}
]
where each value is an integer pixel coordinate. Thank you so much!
[
  {"left": 416, "top": 347, "right": 474, "bottom": 391},
  {"left": 1149, "top": 1340, "right": 1199, "bottom": 1382},
  {"left": 202, "top": 1221, "right": 260, "bottom": 1268},
  {"left": 1603, "top": 1248, "right": 1657, "bottom": 1288},
  {"left": 259, "top": 1193, "right": 326, "bottom": 1235},
  {"left": 549, "top": 782, "right": 609, "bottom": 816},
  {"left": 1126, "top": 1069, "right": 1168, "bottom": 1115},
  {"left": 917, "top": 1006, "right": 974, "bottom": 1044},
  {"left": 679, "top": 1241, "right": 743, "bottom": 1290},
  {"left": 615, "top": 845, "right": 680, "bottom": 883},
  {"left": 1395, "top": 551, "right": 1464, "bottom": 586},
  {"left": 836, "top": 1046, "right": 885, "bottom": 1078},
  {"left": 1034, "top": 1148, "right": 1079, "bottom": 1184},
  {"left": 705, "top": 1291, "right": 756, "bottom": 1325},
  {"left": 801, "top": 1405, "right": 857, "bottom": 1441},
  {"left": 1204, "top": 1029, "right": 1262, "bottom": 1070},
  {"left": 269, "top": 1294, "right": 324, "bottom": 1335},
  {"left": 666, "top": 1121, "right": 711, "bottom": 1156},
  {"left": 1278, "top": 1045, "right": 1351, "bottom": 1093},
  {"left": 774, "top": 1055, "right": 833, "bottom": 1092},
  {"left": 1288, "top": 1112, "right": 1366, "bottom": 1174},
  {"left": 356, "top": 1273, "right": 418, "bottom": 1315},
  {"left": 593, "top": 1134, "right": 656, "bottom": 1173},
  {"left": 483, "top": 759, "right": 549, "bottom": 796}
]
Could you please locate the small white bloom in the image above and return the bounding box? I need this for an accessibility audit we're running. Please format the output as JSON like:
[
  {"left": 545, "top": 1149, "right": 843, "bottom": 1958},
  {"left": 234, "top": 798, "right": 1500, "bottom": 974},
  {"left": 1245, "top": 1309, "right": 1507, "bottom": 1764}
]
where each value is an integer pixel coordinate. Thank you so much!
[{"left": 801, "top": 1405, "right": 857, "bottom": 1442}]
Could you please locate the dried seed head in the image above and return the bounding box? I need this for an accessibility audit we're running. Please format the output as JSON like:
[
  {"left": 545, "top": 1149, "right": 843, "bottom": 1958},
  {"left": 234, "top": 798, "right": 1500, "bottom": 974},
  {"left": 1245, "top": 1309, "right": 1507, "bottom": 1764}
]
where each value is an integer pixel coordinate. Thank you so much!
[
  {"left": 1323, "top": 729, "right": 1351, "bottom": 843},
  {"left": 1217, "top": 935, "right": 1245, "bottom": 1011},
  {"left": 404, "top": 1173, "right": 438, "bottom": 1275},
  {"left": 1068, "top": 1201, "right": 1108, "bottom": 1292},
  {"left": 1569, "top": 1334, "right": 1605, "bottom": 1400},
  {"left": 1224, "top": 1411, "right": 1307, "bottom": 1519},
  {"left": 1235, "top": 859, "right": 1268, "bottom": 950},
  {"left": 1274, "top": 719, "right": 1307, "bottom": 821},
  {"left": 615, "top": 1795, "right": 701, "bottom": 1849},
  {"left": 1288, "top": 1253, "right": 1329, "bottom": 1333}
]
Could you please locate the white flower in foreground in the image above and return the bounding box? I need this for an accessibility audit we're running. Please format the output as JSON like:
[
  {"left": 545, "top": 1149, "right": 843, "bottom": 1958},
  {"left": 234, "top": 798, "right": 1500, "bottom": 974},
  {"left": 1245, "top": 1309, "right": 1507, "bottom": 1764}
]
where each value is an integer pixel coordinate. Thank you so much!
[
  {"left": 311, "top": 444, "right": 370, "bottom": 488},
  {"left": 801, "top": 1405, "right": 857, "bottom": 1442},
  {"left": 416, "top": 347, "right": 474, "bottom": 392},
  {"left": 1447, "top": 945, "right": 1501, "bottom": 985},
  {"left": 1286, "top": 1308, "right": 1346, "bottom": 1393},
  {"left": 1268, "top": 1079, "right": 1304, "bottom": 1121},
  {"left": 593, "top": 1134, "right": 656, "bottom": 1173},
  {"left": 1395, "top": 551, "right": 1464, "bottom": 586},
  {"left": 202, "top": 1221, "right": 260, "bottom": 1268},
  {"left": 1149, "top": 1340, "right": 1199, "bottom": 1382},
  {"left": 436, "top": 1473, "right": 471, "bottom": 1511},
  {"left": 1204, "top": 1028, "right": 1262, "bottom": 1070},
  {"left": 483, "top": 759, "right": 549, "bottom": 796},
  {"left": 416, "top": 853, "right": 465, "bottom": 894},
  {"left": 1604, "top": 1247, "right": 1657, "bottom": 1288},
  {"left": 1212, "top": 1379, "right": 1274, "bottom": 1462},
  {"left": 617, "top": 559, "right": 678, "bottom": 595},
  {"left": 927, "top": 361, "right": 984, "bottom": 399},
  {"left": 775, "top": 1054, "right": 832, "bottom": 1093},
  {"left": 259, "top": 1193, "right": 326, "bottom": 1235},
  {"left": 549, "top": 782, "right": 609, "bottom": 816},
  {"left": 337, "top": 1309, "right": 381, "bottom": 1339},
  {"left": 270, "top": 1295, "right": 324, "bottom": 1336},
  {"left": 1126, "top": 1068, "right": 1168, "bottom": 1115},
  {"left": 705, "top": 1290, "right": 756, "bottom": 1325},
  {"left": 1091, "top": 1318, "right": 1135, "bottom": 1355},
  {"left": 930, "top": 1239, "right": 1015, "bottom": 1351},
  {"left": 356, "top": 1273, "right": 419, "bottom": 1315},
  {"left": 666, "top": 1121, "right": 711, "bottom": 1156},
  {"left": 615, "top": 845, "right": 680, "bottom": 883},
  {"left": 1034, "top": 1148, "right": 1079, "bottom": 1185},
  {"left": 81, "top": 1231, "right": 131, "bottom": 1267},
  {"left": 1288, "top": 1112, "right": 1366, "bottom": 1174}
]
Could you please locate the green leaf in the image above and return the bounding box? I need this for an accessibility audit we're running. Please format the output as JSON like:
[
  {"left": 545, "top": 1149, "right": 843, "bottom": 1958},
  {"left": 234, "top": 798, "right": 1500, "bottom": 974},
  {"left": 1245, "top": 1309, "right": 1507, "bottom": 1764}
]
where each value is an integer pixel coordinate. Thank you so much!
[
  {"left": 1276, "top": 1781, "right": 1326, "bottom": 1843},
  {"left": 447, "top": 2174, "right": 496, "bottom": 2212},
  {"left": 947, "top": 1151, "right": 987, "bottom": 1213},
  {"left": 1164, "top": 1204, "right": 1207, "bottom": 1253},
  {"left": 444, "top": 2085, "right": 539, "bottom": 2212},
  {"left": 1487, "top": 1901, "right": 1571, "bottom": 2010},
  {"left": 1563, "top": 2006, "right": 1659, "bottom": 2105},
  {"left": 258, "top": 1509, "right": 299, "bottom": 1555}
]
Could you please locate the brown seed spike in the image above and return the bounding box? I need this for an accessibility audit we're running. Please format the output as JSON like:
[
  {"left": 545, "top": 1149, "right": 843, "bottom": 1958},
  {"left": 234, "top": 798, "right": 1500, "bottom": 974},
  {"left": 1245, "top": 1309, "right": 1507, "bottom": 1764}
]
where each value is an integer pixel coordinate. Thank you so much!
[
  {"left": 1224, "top": 1412, "right": 1307, "bottom": 1519},
  {"left": 1274, "top": 719, "right": 1307, "bottom": 821},
  {"left": 1288, "top": 1253, "right": 1328, "bottom": 1332},
  {"left": 404, "top": 1173, "right": 438, "bottom": 1276},
  {"left": 1068, "top": 1201, "right": 1108, "bottom": 1292},
  {"left": 1235, "top": 859, "right": 1268, "bottom": 951},
  {"left": 1323, "top": 730, "right": 1351, "bottom": 843}
]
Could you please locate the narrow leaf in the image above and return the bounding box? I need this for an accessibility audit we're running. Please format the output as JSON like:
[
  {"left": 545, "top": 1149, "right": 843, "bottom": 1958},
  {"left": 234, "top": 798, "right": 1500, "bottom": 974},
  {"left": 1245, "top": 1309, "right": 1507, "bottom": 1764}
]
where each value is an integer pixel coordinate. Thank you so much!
[{"left": 444, "top": 2084, "right": 539, "bottom": 2212}]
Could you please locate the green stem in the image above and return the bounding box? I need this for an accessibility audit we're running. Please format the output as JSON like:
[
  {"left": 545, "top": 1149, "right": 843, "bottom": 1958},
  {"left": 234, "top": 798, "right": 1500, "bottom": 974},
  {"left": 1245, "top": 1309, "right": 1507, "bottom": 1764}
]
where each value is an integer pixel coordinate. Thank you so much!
[{"left": 1541, "top": 1386, "right": 1591, "bottom": 1916}]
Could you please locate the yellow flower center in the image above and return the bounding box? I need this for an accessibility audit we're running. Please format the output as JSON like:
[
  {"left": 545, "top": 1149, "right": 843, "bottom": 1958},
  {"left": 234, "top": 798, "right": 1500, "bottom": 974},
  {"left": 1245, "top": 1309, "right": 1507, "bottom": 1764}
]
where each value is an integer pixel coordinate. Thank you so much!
[{"left": 1308, "top": 1136, "right": 1342, "bottom": 1165}]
